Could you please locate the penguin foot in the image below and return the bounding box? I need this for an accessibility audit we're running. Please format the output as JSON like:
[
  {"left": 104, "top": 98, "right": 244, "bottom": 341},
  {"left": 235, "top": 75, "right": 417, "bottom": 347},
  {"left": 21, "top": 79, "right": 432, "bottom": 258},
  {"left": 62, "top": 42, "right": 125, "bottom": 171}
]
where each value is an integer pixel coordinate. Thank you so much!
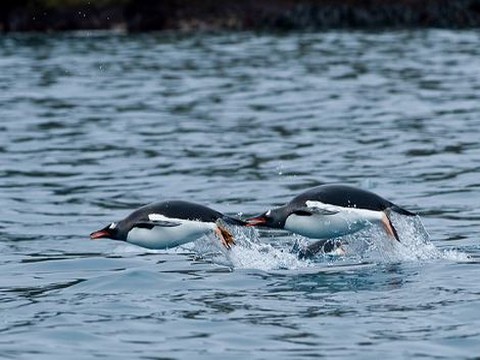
[
  {"left": 381, "top": 212, "right": 399, "bottom": 241},
  {"left": 215, "top": 225, "right": 236, "bottom": 249}
]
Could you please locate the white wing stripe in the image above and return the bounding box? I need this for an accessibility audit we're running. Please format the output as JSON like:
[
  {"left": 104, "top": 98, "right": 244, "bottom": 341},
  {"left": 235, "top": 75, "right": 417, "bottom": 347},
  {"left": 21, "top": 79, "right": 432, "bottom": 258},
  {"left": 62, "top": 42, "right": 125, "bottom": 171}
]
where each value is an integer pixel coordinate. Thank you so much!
[
  {"left": 305, "top": 200, "right": 383, "bottom": 219},
  {"left": 148, "top": 213, "right": 177, "bottom": 222},
  {"left": 305, "top": 200, "right": 343, "bottom": 213}
]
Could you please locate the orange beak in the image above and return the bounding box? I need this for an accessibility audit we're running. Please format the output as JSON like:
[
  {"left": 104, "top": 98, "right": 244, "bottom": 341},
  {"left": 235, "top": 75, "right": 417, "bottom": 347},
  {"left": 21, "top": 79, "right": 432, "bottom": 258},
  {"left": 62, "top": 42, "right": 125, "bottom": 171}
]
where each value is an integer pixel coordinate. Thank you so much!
[
  {"left": 90, "top": 229, "right": 111, "bottom": 239},
  {"left": 245, "top": 216, "right": 267, "bottom": 227}
]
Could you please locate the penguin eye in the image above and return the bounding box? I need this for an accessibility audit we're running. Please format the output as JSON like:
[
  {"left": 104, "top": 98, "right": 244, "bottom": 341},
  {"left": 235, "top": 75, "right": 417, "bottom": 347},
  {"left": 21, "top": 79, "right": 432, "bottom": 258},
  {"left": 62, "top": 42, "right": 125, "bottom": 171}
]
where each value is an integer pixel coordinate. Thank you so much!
[
  {"left": 265, "top": 210, "right": 272, "bottom": 217},
  {"left": 109, "top": 222, "right": 117, "bottom": 229}
]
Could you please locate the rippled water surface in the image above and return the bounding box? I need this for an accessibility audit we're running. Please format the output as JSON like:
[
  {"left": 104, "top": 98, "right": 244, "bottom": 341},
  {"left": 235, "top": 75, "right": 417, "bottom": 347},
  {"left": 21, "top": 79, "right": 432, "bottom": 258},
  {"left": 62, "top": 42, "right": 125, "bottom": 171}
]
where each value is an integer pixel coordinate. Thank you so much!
[{"left": 1, "top": 30, "right": 480, "bottom": 359}]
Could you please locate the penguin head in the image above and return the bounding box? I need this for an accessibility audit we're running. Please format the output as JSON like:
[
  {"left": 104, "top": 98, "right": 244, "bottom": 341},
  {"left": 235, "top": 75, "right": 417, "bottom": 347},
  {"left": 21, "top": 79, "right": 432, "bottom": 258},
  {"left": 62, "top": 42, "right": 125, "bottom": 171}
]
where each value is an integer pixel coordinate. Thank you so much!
[
  {"left": 90, "top": 222, "right": 126, "bottom": 241},
  {"left": 246, "top": 207, "right": 287, "bottom": 229}
]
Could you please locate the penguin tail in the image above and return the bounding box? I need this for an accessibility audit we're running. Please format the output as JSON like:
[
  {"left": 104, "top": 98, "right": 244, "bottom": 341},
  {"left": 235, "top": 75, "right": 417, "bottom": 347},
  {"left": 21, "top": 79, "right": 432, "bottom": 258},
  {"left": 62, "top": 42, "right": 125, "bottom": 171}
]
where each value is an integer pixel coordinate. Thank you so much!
[
  {"left": 389, "top": 205, "right": 417, "bottom": 217},
  {"left": 220, "top": 215, "right": 247, "bottom": 226}
]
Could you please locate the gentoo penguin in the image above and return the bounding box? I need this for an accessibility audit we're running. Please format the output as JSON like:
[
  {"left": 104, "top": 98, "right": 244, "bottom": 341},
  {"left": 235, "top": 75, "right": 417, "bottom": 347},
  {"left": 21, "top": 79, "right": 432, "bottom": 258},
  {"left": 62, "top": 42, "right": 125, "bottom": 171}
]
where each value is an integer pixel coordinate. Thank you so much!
[
  {"left": 90, "top": 200, "right": 245, "bottom": 250},
  {"left": 246, "top": 184, "right": 416, "bottom": 241}
]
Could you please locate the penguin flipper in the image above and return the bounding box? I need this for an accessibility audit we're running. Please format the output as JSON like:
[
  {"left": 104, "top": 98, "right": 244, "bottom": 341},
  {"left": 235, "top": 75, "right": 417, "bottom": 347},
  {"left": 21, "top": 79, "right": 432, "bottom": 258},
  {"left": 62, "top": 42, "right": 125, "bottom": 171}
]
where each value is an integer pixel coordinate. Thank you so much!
[{"left": 133, "top": 220, "right": 182, "bottom": 229}]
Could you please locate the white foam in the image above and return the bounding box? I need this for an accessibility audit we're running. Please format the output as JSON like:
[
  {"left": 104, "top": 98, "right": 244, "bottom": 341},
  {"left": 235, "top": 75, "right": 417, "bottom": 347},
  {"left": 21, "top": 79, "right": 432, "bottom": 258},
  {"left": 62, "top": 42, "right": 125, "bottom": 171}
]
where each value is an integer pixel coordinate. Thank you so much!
[
  {"left": 190, "top": 226, "right": 313, "bottom": 271},
  {"left": 188, "top": 213, "right": 471, "bottom": 270},
  {"left": 384, "top": 212, "right": 470, "bottom": 263},
  {"left": 227, "top": 240, "right": 308, "bottom": 271}
]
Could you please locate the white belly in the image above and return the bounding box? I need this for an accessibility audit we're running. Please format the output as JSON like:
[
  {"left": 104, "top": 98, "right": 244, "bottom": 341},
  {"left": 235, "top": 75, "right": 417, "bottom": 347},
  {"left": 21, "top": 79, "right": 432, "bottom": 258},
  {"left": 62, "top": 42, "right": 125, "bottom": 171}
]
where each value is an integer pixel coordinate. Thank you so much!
[
  {"left": 126, "top": 220, "right": 215, "bottom": 249},
  {"left": 284, "top": 208, "right": 383, "bottom": 239}
]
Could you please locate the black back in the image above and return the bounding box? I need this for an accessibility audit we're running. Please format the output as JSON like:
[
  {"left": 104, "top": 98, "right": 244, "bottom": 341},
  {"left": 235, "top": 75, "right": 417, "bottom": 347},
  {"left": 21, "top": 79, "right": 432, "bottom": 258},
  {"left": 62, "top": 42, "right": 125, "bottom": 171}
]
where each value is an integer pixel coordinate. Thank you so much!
[
  {"left": 289, "top": 184, "right": 395, "bottom": 212},
  {"left": 124, "top": 200, "right": 225, "bottom": 224}
]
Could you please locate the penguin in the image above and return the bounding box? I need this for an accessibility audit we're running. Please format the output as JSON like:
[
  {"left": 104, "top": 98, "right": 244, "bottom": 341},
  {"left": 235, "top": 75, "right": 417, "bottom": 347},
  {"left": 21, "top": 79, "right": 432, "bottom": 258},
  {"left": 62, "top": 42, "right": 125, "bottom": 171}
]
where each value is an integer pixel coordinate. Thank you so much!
[
  {"left": 246, "top": 184, "right": 416, "bottom": 241},
  {"left": 90, "top": 200, "right": 245, "bottom": 250}
]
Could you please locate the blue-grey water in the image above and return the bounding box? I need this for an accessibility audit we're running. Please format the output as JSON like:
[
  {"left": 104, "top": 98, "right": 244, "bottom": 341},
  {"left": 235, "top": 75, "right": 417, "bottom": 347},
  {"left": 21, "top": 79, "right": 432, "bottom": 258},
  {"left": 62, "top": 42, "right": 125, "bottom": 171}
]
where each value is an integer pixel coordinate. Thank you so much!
[{"left": 1, "top": 30, "right": 480, "bottom": 359}]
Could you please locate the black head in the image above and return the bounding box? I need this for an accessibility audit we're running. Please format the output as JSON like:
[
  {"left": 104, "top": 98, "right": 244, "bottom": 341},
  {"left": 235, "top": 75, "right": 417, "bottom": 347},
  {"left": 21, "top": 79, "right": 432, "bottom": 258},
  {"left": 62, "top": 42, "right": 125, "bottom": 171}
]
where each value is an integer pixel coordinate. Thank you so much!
[
  {"left": 90, "top": 222, "right": 126, "bottom": 241},
  {"left": 246, "top": 207, "right": 288, "bottom": 229}
]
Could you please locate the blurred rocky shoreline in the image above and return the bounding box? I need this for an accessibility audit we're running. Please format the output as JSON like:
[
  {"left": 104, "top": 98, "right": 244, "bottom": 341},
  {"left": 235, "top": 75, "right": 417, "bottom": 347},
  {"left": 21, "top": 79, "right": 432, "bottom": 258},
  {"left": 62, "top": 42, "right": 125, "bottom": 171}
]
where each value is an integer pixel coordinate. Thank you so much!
[{"left": 2, "top": 0, "right": 480, "bottom": 32}]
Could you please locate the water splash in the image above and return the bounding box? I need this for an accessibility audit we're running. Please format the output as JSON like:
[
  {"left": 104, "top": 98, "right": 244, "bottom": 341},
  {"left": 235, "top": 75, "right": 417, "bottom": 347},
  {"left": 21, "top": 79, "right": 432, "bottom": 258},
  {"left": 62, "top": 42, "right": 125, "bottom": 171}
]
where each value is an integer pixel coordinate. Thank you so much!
[
  {"left": 190, "top": 214, "right": 470, "bottom": 270},
  {"left": 384, "top": 212, "right": 470, "bottom": 262},
  {"left": 191, "top": 227, "right": 311, "bottom": 271}
]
